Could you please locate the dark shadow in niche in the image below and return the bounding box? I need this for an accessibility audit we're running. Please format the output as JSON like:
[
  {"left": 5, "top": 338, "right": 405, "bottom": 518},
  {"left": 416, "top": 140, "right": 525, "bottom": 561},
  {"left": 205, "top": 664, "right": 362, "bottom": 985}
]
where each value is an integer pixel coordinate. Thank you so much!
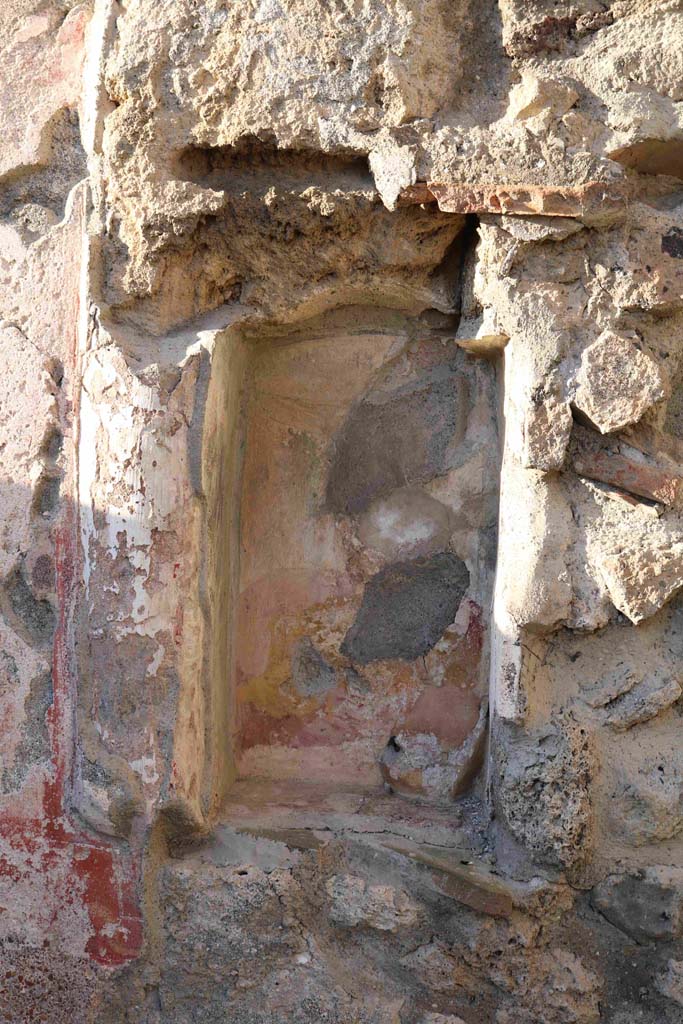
[{"left": 173, "top": 135, "right": 375, "bottom": 195}]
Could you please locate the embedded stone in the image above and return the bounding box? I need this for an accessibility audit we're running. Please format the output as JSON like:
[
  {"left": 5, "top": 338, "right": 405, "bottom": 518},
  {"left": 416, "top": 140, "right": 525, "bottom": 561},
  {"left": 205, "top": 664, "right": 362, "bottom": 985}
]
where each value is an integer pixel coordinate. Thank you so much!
[
  {"left": 4, "top": 565, "right": 55, "bottom": 646},
  {"left": 656, "top": 960, "right": 683, "bottom": 1008},
  {"left": 326, "top": 875, "right": 419, "bottom": 932},
  {"left": 358, "top": 487, "right": 453, "bottom": 561},
  {"left": 291, "top": 638, "right": 337, "bottom": 697},
  {"left": 506, "top": 72, "right": 578, "bottom": 124},
  {"left": 369, "top": 139, "right": 417, "bottom": 211},
  {"left": 662, "top": 227, "right": 683, "bottom": 259},
  {"left": 379, "top": 702, "right": 487, "bottom": 803},
  {"left": 522, "top": 397, "right": 573, "bottom": 471},
  {"left": 496, "top": 721, "right": 594, "bottom": 873},
  {"left": 570, "top": 425, "right": 683, "bottom": 507},
  {"left": 579, "top": 665, "right": 637, "bottom": 709},
  {"left": 595, "top": 531, "right": 683, "bottom": 623},
  {"left": 341, "top": 552, "right": 470, "bottom": 664},
  {"left": 604, "top": 672, "right": 681, "bottom": 731},
  {"left": 611, "top": 763, "right": 683, "bottom": 846},
  {"left": 573, "top": 331, "right": 666, "bottom": 435},
  {"left": 326, "top": 372, "right": 469, "bottom": 516},
  {"left": 419, "top": 1015, "right": 466, "bottom": 1024},
  {"left": 400, "top": 941, "right": 458, "bottom": 994},
  {"left": 592, "top": 867, "right": 683, "bottom": 943},
  {"left": 498, "top": 215, "right": 584, "bottom": 242}
]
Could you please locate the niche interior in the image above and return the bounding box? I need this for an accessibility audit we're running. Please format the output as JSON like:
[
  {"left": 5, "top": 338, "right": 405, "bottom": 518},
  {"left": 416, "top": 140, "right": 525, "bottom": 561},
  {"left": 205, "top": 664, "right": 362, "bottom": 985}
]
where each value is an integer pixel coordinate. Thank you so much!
[{"left": 204, "top": 302, "right": 501, "bottom": 809}]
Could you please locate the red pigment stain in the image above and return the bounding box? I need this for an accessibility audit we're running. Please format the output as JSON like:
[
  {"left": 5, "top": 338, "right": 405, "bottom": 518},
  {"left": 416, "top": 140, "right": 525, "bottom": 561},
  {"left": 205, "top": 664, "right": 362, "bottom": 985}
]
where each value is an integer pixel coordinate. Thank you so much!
[
  {"left": 173, "top": 604, "right": 184, "bottom": 645},
  {"left": 75, "top": 843, "right": 143, "bottom": 965},
  {"left": 401, "top": 684, "right": 480, "bottom": 747},
  {"left": 463, "top": 600, "right": 485, "bottom": 655},
  {"left": 0, "top": 510, "right": 143, "bottom": 967},
  {"left": 239, "top": 706, "right": 311, "bottom": 750}
]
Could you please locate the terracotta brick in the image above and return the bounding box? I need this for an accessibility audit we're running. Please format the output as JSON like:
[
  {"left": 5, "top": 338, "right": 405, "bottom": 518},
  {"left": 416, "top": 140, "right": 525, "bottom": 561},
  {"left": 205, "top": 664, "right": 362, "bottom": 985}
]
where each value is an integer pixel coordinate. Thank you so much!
[
  {"left": 570, "top": 425, "right": 683, "bottom": 508},
  {"left": 399, "top": 181, "right": 629, "bottom": 219}
]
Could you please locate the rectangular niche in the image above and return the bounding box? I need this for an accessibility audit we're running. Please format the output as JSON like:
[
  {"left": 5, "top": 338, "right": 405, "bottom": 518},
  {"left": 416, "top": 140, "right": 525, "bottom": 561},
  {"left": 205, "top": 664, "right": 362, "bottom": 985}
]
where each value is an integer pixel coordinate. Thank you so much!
[{"left": 210, "top": 304, "right": 500, "bottom": 806}]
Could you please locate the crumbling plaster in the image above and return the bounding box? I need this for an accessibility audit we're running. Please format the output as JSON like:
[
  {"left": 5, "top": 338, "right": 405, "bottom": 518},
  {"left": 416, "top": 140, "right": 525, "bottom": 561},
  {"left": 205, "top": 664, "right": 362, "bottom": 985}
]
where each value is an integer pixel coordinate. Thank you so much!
[{"left": 1, "top": 0, "right": 683, "bottom": 1021}]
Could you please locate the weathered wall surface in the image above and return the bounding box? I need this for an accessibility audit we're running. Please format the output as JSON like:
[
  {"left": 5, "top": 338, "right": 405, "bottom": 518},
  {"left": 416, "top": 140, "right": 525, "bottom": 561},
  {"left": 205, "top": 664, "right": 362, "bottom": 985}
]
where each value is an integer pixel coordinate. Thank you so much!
[{"left": 1, "top": 1, "right": 683, "bottom": 1021}]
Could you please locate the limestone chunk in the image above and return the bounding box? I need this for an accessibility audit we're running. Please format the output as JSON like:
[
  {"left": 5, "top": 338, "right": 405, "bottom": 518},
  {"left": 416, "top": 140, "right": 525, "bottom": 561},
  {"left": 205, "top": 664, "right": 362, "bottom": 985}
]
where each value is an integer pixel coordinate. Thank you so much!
[
  {"left": 506, "top": 72, "right": 579, "bottom": 127},
  {"left": 596, "top": 529, "right": 683, "bottom": 623},
  {"left": 568, "top": 477, "right": 683, "bottom": 622},
  {"left": 369, "top": 138, "right": 417, "bottom": 211},
  {"left": 496, "top": 719, "right": 594, "bottom": 874},
  {"left": 573, "top": 330, "right": 666, "bottom": 435}
]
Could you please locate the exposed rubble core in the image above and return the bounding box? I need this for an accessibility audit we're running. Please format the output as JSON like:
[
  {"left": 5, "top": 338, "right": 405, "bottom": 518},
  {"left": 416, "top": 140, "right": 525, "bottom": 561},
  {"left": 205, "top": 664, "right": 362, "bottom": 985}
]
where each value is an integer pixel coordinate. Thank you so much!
[{"left": 1, "top": 1, "right": 683, "bottom": 1022}]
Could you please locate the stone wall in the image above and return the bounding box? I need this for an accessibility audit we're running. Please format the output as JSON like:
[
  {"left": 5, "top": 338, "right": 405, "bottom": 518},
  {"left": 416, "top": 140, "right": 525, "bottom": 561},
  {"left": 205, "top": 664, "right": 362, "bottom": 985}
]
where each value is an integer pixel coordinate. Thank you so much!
[{"left": 1, "top": 1, "right": 683, "bottom": 1021}]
